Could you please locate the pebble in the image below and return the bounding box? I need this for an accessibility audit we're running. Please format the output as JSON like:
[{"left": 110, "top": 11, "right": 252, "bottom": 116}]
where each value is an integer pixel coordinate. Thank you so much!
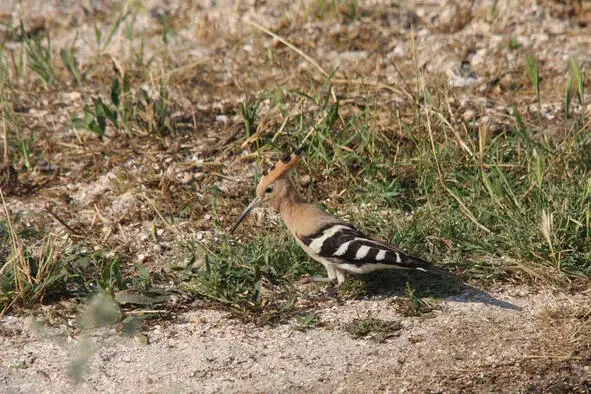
[
  {"left": 300, "top": 175, "right": 312, "bottom": 187},
  {"left": 462, "top": 110, "right": 476, "bottom": 122},
  {"left": 216, "top": 115, "right": 229, "bottom": 124}
]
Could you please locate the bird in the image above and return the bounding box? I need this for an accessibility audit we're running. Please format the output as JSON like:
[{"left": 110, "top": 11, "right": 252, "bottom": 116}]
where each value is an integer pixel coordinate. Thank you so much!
[{"left": 229, "top": 148, "right": 456, "bottom": 288}]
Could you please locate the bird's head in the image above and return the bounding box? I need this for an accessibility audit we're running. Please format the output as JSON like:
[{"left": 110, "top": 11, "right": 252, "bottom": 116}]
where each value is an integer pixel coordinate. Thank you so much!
[{"left": 229, "top": 148, "right": 303, "bottom": 233}]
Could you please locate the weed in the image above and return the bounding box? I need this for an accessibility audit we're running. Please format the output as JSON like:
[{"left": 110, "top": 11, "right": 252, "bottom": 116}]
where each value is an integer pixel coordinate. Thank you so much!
[
  {"left": 344, "top": 315, "right": 402, "bottom": 343},
  {"left": 525, "top": 54, "right": 541, "bottom": 124},
  {"left": 313, "top": 0, "right": 338, "bottom": 19},
  {"left": 402, "top": 282, "right": 437, "bottom": 316},
  {"left": 508, "top": 37, "right": 520, "bottom": 50},
  {"left": 133, "top": 38, "right": 156, "bottom": 79},
  {"left": 293, "top": 312, "right": 319, "bottom": 331},
  {"left": 71, "top": 72, "right": 174, "bottom": 137},
  {"left": 0, "top": 192, "right": 68, "bottom": 311},
  {"left": 238, "top": 74, "right": 591, "bottom": 285},
  {"left": 0, "top": 40, "right": 13, "bottom": 90},
  {"left": 152, "top": 86, "right": 174, "bottom": 135},
  {"left": 185, "top": 233, "right": 321, "bottom": 324},
  {"left": 71, "top": 97, "right": 113, "bottom": 137},
  {"left": 16, "top": 131, "right": 35, "bottom": 170},
  {"left": 240, "top": 95, "right": 261, "bottom": 138},
  {"left": 160, "top": 12, "right": 170, "bottom": 46},
  {"left": 0, "top": 205, "right": 159, "bottom": 313},
  {"left": 91, "top": 12, "right": 126, "bottom": 63},
  {"left": 60, "top": 48, "right": 82, "bottom": 85},
  {"left": 566, "top": 57, "right": 585, "bottom": 127},
  {"left": 20, "top": 22, "right": 57, "bottom": 87},
  {"left": 1, "top": 0, "right": 589, "bottom": 330},
  {"left": 70, "top": 72, "right": 131, "bottom": 137}
]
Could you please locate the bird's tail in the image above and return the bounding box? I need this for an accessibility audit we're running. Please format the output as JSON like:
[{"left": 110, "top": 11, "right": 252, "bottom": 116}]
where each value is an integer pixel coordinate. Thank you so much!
[{"left": 408, "top": 256, "right": 459, "bottom": 279}]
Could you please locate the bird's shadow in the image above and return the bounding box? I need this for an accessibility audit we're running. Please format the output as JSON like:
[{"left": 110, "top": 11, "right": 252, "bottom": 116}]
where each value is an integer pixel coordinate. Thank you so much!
[{"left": 352, "top": 271, "right": 522, "bottom": 311}]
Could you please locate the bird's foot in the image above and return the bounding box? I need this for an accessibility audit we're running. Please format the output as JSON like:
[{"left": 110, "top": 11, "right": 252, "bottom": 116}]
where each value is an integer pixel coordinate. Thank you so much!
[
  {"left": 299, "top": 275, "right": 336, "bottom": 284},
  {"left": 321, "top": 285, "right": 341, "bottom": 298},
  {"left": 305, "top": 284, "right": 342, "bottom": 301}
]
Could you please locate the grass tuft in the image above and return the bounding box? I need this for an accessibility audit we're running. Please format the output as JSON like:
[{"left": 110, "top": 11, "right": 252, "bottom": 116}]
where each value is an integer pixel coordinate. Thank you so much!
[
  {"left": 525, "top": 54, "right": 541, "bottom": 124},
  {"left": 20, "top": 22, "right": 57, "bottom": 87},
  {"left": 344, "top": 315, "right": 402, "bottom": 343},
  {"left": 185, "top": 232, "right": 322, "bottom": 323},
  {"left": 0, "top": 190, "right": 65, "bottom": 311}
]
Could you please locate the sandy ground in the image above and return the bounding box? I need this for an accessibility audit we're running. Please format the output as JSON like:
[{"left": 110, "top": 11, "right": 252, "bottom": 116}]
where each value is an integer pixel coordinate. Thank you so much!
[{"left": 1, "top": 285, "right": 590, "bottom": 393}]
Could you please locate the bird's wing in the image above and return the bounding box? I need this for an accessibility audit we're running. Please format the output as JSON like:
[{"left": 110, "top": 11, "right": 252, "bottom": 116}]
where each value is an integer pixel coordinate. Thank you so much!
[{"left": 298, "top": 222, "right": 453, "bottom": 276}]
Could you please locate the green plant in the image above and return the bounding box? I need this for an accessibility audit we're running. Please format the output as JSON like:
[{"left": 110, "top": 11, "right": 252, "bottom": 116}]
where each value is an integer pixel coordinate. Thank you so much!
[
  {"left": 161, "top": 13, "right": 170, "bottom": 45},
  {"left": 97, "top": 257, "right": 124, "bottom": 296},
  {"left": 0, "top": 38, "right": 13, "bottom": 90},
  {"left": 71, "top": 73, "right": 133, "bottom": 137},
  {"left": 60, "top": 48, "right": 82, "bottom": 85},
  {"left": 565, "top": 57, "right": 585, "bottom": 127},
  {"left": 403, "top": 282, "right": 436, "bottom": 316},
  {"left": 344, "top": 315, "right": 401, "bottom": 342},
  {"left": 21, "top": 22, "right": 57, "bottom": 86},
  {"left": 186, "top": 233, "right": 320, "bottom": 323},
  {"left": 508, "top": 37, "right": 520, "bottom": 50},
  {"left": 294, "top": 312, "right": 319, "bottom": 331},
  {"left": 0, "top": 196, "right": 68, "bottom": 311},
  {"left": 92, "top": 12, "right": 125, "bottom": 61},
  {"left": 525, "top": 54, "right": 541, "bottom": 124},
  {"left": 245, "top": 76, "right": 591, "bottom": 284},
  {"left": 240, "top": 96, "right": 261, "bottom": 137}
]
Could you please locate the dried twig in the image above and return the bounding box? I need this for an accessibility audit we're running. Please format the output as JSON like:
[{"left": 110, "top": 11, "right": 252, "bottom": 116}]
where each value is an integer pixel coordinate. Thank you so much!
[{"left": 46, "top": 205, "right": 84, "bottom": 237}]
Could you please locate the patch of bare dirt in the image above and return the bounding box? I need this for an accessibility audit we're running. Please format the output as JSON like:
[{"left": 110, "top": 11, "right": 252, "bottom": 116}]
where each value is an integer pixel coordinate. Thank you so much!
[{"left": 1, "top": 286, "right": 590, "bottom": 392}]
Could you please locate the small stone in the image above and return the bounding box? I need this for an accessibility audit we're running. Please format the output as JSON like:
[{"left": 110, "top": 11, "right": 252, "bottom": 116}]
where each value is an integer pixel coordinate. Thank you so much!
[
  {"left": 37, "top": 160, "right": 55, "bottom": 174},
  {"left": 300, "top": 175, "right": 312, "bottom": 187},
  {"left": 58, "top": 92, "right": 81, "bottom": 102},
  {"left": 462, "top": 110, "right": 476, "bottom": 121},
  {"left": 179, "top": 172, "right": 193, "bottom": 184},
  {"left": 216, "top": 115, "right": 229, "bottom": 124}
]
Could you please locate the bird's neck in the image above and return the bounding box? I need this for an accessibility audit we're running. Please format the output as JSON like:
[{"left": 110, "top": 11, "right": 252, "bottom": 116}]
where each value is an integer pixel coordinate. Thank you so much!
[
  {"left": 278, "top": 188, "right": 305, "bottom": 215},
  {"left": 277, "top": 182, "right": 308, "bottom": 232}
]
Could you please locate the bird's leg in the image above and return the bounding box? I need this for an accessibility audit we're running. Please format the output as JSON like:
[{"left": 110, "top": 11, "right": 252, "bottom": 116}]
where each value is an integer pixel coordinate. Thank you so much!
[
  {"left": 318, "top": 268, "right": 346, "bottom": 298},
  {"left": 299, "top": 260, "right": 338, "bottom": 284}
]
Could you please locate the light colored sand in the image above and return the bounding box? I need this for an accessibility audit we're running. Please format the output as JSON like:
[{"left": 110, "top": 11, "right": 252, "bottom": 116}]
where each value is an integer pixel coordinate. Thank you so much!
[{"left": 2, "top": 286, "right": 589, "bottom": 393}]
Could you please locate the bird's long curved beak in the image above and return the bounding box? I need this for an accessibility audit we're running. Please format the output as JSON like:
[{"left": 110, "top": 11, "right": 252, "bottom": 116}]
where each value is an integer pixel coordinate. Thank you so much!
[{"left": 229, "top": 196, "right": 262, "bottom": 234}]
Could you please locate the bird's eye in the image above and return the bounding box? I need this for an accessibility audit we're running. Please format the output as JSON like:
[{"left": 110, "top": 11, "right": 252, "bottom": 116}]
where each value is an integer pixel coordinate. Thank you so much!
[{"left": 264, "top": 185, "right": 273, "bottom": 194}]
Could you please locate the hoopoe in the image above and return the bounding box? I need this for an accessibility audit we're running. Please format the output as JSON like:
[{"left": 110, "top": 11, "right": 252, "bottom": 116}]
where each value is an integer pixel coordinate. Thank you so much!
[{"left": 230, "top": 148, "right": 455, "bottom": 287}]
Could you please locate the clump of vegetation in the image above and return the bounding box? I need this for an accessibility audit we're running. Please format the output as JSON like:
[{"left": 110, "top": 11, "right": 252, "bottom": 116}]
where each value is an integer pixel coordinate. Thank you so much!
[
  {"left": 0, "top": 194, "right": 166, "bottom": 315},
  {"left": 344, "top": 315, "right": 402, "bottom": 343},
  {"left": 185, "top": 233, "right": 321, "bottom": 324}
]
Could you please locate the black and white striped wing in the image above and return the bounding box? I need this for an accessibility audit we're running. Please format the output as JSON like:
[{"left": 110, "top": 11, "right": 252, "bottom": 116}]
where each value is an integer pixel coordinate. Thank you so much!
[{"left": 299, "top": 223, "right": 443, "bottom": 274}]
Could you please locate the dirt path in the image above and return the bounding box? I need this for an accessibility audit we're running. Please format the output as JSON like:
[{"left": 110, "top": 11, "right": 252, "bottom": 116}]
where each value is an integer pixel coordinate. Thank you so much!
[{"left": 2, "top": 286, "right": 589, "bottom": 393}]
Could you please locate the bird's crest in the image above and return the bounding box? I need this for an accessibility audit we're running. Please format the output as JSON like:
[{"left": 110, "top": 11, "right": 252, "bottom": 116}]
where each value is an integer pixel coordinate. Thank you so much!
[{"left": 259, "top": 146, "right": 304, "bottom": 186}]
